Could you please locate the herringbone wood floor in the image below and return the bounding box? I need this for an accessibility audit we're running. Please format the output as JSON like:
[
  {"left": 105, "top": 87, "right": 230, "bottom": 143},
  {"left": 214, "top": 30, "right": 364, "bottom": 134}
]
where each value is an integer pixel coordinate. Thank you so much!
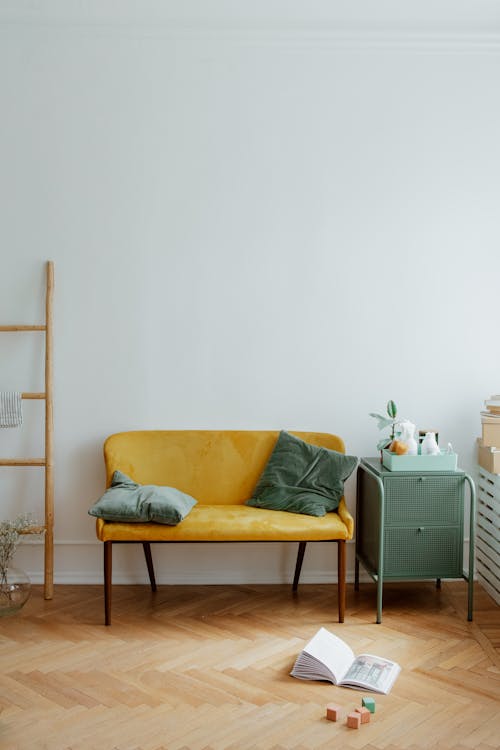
[{"left": 0, "top": 581, "right": 499, "bottom": 750}]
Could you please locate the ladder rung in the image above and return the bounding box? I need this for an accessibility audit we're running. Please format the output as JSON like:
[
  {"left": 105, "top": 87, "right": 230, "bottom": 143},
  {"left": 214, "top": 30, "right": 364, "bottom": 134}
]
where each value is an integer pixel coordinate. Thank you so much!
[
  {"left": 0, "top": 458, "right": 46, "bottom": 466},
  {"left": 22, "top": 393, "right": 46, "bottom": 400},
  {"left": 0, "top": 325, "right": 46, "bottom": 332}
]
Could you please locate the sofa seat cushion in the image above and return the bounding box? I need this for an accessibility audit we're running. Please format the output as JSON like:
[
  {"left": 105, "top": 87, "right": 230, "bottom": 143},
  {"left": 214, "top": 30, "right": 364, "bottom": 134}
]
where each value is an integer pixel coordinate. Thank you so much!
[{"left": 96, "top": 502, "right": 351, "bottom": 543}]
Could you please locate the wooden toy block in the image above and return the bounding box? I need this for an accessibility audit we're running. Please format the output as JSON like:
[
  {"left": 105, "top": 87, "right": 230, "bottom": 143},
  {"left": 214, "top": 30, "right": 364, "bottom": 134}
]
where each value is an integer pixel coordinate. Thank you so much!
[
  {"left": 346, "top": 712, "right": 361, "bottom": 729},
  {"left": 362, "top": 696, "right": 376, "bottom": 713},
  {"left": 325, "top": 703, "right": 343, "bottom": 722},
  {"left": 355, "top": 706, "right": 371, "bottom": 724}
]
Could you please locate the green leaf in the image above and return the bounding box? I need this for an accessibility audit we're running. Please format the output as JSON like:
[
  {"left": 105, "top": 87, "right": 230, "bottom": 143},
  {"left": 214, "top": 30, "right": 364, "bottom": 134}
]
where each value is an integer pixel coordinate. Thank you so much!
[
  {"left": 369, "top": 413, "right": 394, "bottom": 430},
  {"left": 377, "top": 437, "right": 392, "bottom": 450},
  {"left": 386, "top": 400, "right": 397, "bottom": 419}
]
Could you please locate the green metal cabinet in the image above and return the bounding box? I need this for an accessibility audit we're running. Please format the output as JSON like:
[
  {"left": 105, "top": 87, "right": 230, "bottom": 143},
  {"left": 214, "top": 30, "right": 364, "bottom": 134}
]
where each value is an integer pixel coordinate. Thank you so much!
[{"left": 355, "top": 458, "right": 475, "bottom": 623}]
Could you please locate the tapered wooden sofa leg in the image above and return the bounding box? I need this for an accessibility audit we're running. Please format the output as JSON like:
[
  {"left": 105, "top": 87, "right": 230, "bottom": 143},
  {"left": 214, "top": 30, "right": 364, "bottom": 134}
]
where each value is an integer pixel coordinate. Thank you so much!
[
  {"left": 104, "top": 541, "right": 112, "bottom": 626},
  {"left": 337, "top": 540, "right": 346, "bottom": 623},
  {"left": 292, "top": 541, "right": 307, "bottom": 591},
  {"left": 143, "top": 542, "right": 157, "bottom": 592}
]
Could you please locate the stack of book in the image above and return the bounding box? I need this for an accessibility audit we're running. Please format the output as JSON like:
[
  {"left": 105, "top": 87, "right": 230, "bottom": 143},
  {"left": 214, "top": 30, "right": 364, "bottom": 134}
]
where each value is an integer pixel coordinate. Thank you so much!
[{"left": 477, "top": 395, "right": 500, "bottom": 474}]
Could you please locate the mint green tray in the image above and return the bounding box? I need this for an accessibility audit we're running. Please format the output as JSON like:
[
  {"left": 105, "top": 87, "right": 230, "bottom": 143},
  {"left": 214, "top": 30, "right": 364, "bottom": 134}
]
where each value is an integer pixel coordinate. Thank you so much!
[{"left": 382, "top": 449, "right": 458, "bottom": 472}]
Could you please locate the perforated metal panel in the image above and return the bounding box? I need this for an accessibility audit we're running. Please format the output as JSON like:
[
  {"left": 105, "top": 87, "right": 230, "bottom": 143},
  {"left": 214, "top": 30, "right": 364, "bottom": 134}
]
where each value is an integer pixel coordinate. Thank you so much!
[
  {"left": 384, "top": 476, "right": 463, "bottom": 526},
  {"left": 356, "top": 460, "right": 465, "bottom": 580},
  {"left": 384, "top": 527, "right": 463, "bottom": 577}
]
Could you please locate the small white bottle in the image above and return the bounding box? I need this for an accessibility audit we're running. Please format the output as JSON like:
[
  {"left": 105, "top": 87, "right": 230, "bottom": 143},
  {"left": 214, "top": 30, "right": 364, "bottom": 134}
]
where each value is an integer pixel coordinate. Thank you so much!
[{"left": 421, "top": 432, "right": 440, "bottom": 455}]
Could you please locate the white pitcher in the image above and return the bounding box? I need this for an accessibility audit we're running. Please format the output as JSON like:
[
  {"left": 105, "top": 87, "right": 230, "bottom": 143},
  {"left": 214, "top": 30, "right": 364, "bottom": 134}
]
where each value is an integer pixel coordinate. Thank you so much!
[{"left": 397, "top": 420, "right": 418, "bottom": 455}]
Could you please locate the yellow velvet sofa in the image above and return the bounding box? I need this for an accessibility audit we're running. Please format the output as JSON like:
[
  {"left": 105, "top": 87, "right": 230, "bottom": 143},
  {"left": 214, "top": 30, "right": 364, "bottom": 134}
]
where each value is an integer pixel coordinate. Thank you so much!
[{"left": 96, "top": 430, "right": 354, "bottom": 625}]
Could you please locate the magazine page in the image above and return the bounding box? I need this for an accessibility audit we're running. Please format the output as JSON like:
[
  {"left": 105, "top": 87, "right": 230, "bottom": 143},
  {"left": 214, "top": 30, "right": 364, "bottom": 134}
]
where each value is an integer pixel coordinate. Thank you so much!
[
  {"left": 339, "top": 653, "right": 401, "bottom": 694},
  {"left": 290, "top": 652, "right": 338, "bottom": 684},
  {"left": 293, "top": 627, "right": 355, "bottom": 685}
]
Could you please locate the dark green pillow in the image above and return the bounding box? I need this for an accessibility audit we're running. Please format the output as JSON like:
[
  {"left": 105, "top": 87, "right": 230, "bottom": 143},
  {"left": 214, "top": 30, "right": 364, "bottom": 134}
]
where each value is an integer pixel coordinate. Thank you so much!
[
  {"left": 88, "top": 470, "right": 197, "bottom": 525},
  {"left": 246, "top": 431, "right": 357, "bottom": 517}
]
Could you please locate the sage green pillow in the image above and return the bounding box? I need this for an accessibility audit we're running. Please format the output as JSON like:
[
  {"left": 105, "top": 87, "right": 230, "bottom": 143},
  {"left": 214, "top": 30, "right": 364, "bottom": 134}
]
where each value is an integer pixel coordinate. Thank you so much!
[
  {"left": 88, "top": 470, "right": 197, "bottom": 525},
  {"left": 246, "top": 431, "right": 357, "bottom": 517}
]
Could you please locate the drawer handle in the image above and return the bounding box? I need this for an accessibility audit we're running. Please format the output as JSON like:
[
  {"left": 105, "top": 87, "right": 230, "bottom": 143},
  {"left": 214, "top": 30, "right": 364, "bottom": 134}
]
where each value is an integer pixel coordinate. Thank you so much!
[
  {"left": 419, "top": 477, "right": 426, "bottom": 483},
  {"left": 418, "top": 527, "right": 424, "bottom": 532}
]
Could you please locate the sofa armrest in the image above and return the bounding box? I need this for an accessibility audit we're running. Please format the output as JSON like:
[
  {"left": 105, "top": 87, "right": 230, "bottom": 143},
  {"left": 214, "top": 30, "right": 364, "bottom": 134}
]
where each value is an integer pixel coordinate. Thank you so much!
[{"left": 337, "top": 497, "right": 354, "bottom": 540}]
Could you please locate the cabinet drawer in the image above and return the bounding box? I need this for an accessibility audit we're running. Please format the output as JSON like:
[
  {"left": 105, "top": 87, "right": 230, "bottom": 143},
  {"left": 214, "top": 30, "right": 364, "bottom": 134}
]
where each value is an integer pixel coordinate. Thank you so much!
[
  {"left": 384, "top": 526, "right": 463, "bottom": 577},
  {"left": 384, "top": 476, "right": 463, "bottom": 526}
]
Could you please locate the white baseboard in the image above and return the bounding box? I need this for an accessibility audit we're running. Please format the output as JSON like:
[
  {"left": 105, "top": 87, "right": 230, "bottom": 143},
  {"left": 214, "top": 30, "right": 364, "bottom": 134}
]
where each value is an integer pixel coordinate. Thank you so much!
[
  {"left": 22, "top": 568, "right": 373, "bottom": 586},
  {"left": 15, "top": 538, "right": 472, "bottom": 586}
]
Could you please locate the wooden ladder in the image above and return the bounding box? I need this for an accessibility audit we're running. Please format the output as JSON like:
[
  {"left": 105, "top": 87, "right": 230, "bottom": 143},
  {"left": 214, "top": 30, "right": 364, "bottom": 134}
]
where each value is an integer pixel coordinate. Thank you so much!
[{"left": 0, "top": 261, "right": 54, "bottom": 599}]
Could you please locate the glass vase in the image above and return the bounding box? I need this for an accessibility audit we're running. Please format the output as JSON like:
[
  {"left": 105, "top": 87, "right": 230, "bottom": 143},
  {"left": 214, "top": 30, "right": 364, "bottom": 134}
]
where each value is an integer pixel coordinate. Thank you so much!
[{"left": 0, "top": 566, "right": 31, "bottom": 617}]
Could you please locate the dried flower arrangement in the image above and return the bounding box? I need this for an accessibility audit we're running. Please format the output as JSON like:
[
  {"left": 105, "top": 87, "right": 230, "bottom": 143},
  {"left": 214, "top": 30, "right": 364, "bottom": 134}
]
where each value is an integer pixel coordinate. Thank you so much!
[{"left": 0, "top": 514, "right": 42, "bottom": 593}]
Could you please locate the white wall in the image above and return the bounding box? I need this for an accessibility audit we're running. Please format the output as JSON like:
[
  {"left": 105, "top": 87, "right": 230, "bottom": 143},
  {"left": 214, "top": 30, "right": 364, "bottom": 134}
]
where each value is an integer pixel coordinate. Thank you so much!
[{"left": 1, "top": 1, "right": 499, "bottom": 585}]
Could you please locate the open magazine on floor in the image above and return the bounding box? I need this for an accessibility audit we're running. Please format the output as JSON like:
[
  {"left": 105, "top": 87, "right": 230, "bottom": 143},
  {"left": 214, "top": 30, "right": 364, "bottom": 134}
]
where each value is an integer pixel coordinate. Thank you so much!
[{"left": 291, "top": 627, "right": 401, "bottom": 694}]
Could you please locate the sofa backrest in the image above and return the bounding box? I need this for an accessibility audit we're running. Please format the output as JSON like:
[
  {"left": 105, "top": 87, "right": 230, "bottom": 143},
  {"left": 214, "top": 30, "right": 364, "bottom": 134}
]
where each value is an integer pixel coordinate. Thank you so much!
[{"left": 104, "top": 430, "right": 345, "bottom": 505}]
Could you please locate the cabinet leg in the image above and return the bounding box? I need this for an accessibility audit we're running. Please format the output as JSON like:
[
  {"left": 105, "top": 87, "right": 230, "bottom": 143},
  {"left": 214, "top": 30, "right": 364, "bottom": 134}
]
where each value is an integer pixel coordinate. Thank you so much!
[
  {"left": 376, "top": 575, "right": 383, "bottom": 624},
  {"left": 468, "top": 577, "right": 474, "bottom": 622},
  {"left": 465, "top": 472, "right": 475, "bottom": 622},
  {"left": 436, "top": 578, "right": 441, "bottom": 589}
]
